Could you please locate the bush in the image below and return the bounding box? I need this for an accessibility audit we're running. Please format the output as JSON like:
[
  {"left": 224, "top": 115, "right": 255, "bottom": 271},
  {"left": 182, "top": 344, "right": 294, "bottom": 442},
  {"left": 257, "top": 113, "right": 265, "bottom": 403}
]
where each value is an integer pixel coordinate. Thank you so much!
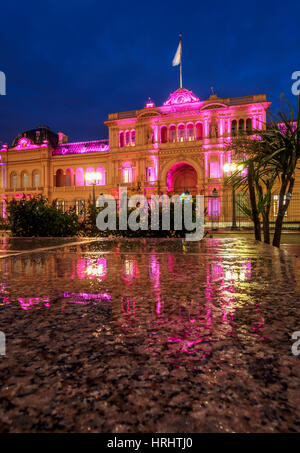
[{"left": 6, "top": 195, "right": 82, "bottom": 237}]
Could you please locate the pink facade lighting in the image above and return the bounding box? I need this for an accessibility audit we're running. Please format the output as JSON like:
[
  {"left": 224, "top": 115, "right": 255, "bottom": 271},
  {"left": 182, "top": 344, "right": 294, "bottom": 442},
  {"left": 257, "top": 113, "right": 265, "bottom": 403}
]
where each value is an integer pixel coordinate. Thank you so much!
[
  {"left": 16, "top": 137, "right": 39, "bottom": 150},
  {"left": 53, "top": 140, "right": 109, "bottom": 156},
  {"left": 209, "top": 161, "right": 221, "bottom": 178},
  {"left": 163, "top": 88, "right": 200, "bottom": 106},
  {"left": 145, "top": 98, "right": 155, "bottom": 108}
]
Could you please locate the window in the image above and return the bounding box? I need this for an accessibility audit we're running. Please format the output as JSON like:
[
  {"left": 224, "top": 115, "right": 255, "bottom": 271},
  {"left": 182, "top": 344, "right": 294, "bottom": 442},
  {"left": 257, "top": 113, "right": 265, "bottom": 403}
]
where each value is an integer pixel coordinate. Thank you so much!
[
  {"left": 209, "top": 162, "right": 220, "bottom": 178},
  {"left": 131, "top": 130, "right": 136, "bottom": 146},
  {"left": 125, "top": 131, "right": 130, "bottom": 147},
  {"left": 33, "top": 171, "right": 40, "bottom": 187},
  {"left": 196, "top": 123, "right": 203, "bottom": 140},
  {"left": 22, "top": 172, "right": 29, "bottom": 188},
  {"left": 187, "top": 123, "right": 194, "bottom": 141},
  {"left": 238, "top": 119, "right": 245, "bottom": 135},
  {"left": 178, "top": 124, "right": 185, "bottom": 142},
  {"left": 65, "top": 169, "right": 73, "bottom": 186},
  {"left": 146, "top": 166, "right": 155, "bottom": 182},
  {"left": 231, "top": 120, "right": 237, "bottom": 136},
  {"left": 123, "top": 167, "right": 132, "bottom": 183},
  {"left": 169, "top": 125, "right": 176, "bottom": 142},
  {"left": 119, "top": 132, "right": 124, "bottom": 148},
  {"left": 161, "top": 126, "right": 167, "bottom": 143},
  {"left": 246, "top": 118, "right": 252, "bottom": 135},
  {"left": 85, "top": 167, "right": 95, "bottom": 186},
  {"left": 11, "top": 173, "right": 18, "bottom": 189},
  {"left": 75, "top": 167, "right": 84, "bottom": 186},
  {"left": 55, "top": 169, "right": 65, "bottom": 187},
  {"left": 96, "top": 166, "right": 105, "bottom": 185}
]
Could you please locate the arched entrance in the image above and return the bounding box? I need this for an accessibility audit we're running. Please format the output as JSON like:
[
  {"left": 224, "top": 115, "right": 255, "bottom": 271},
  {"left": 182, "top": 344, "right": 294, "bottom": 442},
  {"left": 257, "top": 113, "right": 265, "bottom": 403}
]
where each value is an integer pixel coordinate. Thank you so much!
[{"left": 166, "top": 162, "right": 198, "bottom": 194}]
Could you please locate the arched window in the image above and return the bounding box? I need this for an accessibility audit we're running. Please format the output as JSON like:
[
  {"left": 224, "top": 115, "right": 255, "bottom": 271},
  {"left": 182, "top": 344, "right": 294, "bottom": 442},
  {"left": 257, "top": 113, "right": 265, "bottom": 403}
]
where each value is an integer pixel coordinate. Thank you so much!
[
  {"left": 246, "top": 118, "right": 252, "bottom": 135},
  {"left": 238, "top": 119, "right": 245, "bottom": 135},
  {"left": 96, "top": 166, "right": 105, "bottom": 185},
  {"left": 65, "top": 169, "right": 74, "bottom": 187},
  {"left": 123, "top": 167, "right": 133, "bottom": 183},
  {"left": 22, "top": 172, "right": 29, "bottom": 188},
  {"left": 75, "top": 167, "right": 84, "bottom": 186},
  {"left": 146, "top": 166, "right": 156, "bottom": 182},
  {"left": 231, "top": 120, "right": 237, "bottom": 136},
  {"left": 125, "top": 131, "right": 130, "bottom": 146},
  {"left": 187, "top": 123, "right": 194, "bottom": 141},
  {"left": 130, "top": 130, "right": 136, "bottom": 146},
  {"left": 55, "top": 169, "right": 65, "bottom": 187},
  {"left": 178, "top": 124, "right": 185, "bottom": 142},
  {"left": 119, "top": 131, "right": 124, "bottom": 148},
  {"left": 196, "top": 123, "right": 203, "bottom": 140},
  {"left": 11, "top": 173, "right": 18, "bottom": 189},
  {"left": 33, "top": 171, "right": 40, "bottom": 187},
  {"left": 161, "top": 126, "right": 167, "bottom": 143},
  {"left": 169, "top": 125, "right": 176, "bottom": 143},
  {"left": 85, "top": 167, "right": 95, "bottom": 186}
]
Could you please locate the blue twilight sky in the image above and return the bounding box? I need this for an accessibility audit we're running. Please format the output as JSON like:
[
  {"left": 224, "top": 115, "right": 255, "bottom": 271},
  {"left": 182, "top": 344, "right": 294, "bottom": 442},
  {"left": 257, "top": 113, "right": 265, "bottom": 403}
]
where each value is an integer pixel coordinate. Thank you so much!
[{"left": 0, "top": 0, "right": 299, "bottom": 145}]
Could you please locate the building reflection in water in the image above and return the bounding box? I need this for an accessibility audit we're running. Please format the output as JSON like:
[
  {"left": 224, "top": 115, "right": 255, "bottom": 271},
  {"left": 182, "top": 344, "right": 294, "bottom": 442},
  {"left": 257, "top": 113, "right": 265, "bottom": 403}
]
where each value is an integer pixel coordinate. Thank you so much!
[
  {"left": 123, "top": 258, "right": 138, "bottom": 285},
  {"left": 0, "top": 247, "right": 270, "bottom": 363}
]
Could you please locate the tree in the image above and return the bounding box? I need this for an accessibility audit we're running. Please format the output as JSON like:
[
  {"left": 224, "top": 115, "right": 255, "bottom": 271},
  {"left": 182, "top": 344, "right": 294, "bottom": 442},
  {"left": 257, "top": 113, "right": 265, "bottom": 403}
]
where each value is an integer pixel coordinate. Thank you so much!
[
  {"left": 6, "top": 195, "right": 81, "bottom": 237},
  {"left": 261, "top": 95, "right": 300, "bottom": 247},
  {"left": 228, "top": 94, "right": 300, "bottom": 247},
  {"left": 227, "top": 137, "right": 276, "bottom": 243}
]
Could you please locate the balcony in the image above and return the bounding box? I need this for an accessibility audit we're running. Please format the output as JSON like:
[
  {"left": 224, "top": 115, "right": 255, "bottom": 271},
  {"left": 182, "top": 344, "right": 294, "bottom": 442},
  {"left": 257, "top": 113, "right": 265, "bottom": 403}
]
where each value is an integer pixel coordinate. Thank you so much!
[
  {"left": 5, "top": 187, "right": 44, "bottom": 194},
  {"left": 53, "top": 185, "right": 106, "bottom": 192}
]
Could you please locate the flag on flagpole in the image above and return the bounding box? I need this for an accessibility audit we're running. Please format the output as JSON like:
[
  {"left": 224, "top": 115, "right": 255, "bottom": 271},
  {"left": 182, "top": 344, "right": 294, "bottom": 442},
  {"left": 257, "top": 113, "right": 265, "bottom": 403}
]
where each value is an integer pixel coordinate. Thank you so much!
[{"left": 172, "top": 42, "right": 181, "bottom": 67}]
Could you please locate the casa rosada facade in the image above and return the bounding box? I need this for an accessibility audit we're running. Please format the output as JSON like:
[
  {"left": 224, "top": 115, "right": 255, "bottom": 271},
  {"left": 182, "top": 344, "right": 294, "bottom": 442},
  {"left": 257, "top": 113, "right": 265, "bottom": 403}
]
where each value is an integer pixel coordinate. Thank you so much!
[{"left": 0, "top": 87, "right": 273, "bottom": 223}]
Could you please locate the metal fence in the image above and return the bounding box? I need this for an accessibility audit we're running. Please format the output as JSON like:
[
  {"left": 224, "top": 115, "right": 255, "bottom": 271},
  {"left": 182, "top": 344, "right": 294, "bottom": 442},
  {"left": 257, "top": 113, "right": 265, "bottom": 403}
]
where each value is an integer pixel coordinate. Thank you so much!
[{"left": 205, "top": 193, "right": 300, "bottom": 229}]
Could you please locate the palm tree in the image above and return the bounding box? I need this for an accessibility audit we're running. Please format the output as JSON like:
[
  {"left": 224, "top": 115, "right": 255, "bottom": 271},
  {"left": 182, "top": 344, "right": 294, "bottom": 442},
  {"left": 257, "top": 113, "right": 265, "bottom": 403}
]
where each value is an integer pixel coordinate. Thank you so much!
[
  {"left": 227, "top": 137, "right": 276, "bottom": 243},
  {"left": 228, "top": 94, "right": 300, "bottom": 247},
  {"left": 259, "top": 95, "right": 300, "bottom": 247}
]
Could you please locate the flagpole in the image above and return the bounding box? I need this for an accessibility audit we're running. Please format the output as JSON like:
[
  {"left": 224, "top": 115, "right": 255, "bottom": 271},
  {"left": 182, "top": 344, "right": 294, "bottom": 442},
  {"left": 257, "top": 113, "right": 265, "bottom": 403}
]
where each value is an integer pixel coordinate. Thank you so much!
[{"left": 179, "top": 33, "right": 183, "bottom": 88}]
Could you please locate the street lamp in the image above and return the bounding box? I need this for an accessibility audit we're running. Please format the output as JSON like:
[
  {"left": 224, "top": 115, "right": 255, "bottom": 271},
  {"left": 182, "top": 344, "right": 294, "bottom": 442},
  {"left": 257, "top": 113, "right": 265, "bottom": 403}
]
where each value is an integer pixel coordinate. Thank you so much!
[
  {"left": 211, "top": 187, "right": 219, "bottom": 230},
  {"left": 223, "top": 163, "right": 243, "bottom": 230},
  {"left": 85, "top": 172, "right": 102, "bottom": 208}
]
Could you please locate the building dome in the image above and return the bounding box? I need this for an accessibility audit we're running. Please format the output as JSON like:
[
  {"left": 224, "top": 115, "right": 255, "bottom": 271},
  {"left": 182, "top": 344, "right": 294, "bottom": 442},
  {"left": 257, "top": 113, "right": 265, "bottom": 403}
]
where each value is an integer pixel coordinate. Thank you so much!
[
  {"left": 12, "top": 125, "right": 59, "bottom": 148},
  {"left": 163, "top": 88, "right": 200, "bottom": 106}
]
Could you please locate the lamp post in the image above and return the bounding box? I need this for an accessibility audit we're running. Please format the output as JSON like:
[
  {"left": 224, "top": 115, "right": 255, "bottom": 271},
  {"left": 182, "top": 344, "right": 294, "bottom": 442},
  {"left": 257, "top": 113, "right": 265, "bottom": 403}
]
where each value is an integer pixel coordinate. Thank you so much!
[
  {"left": 223, "top": 163, "right": 241, "bottom": 230},
  {"left": 85, "top": 172, "right": 102, "bottom": 209},
  {"left": 211, "top": 187, "right": 219, "bottom": 230}
]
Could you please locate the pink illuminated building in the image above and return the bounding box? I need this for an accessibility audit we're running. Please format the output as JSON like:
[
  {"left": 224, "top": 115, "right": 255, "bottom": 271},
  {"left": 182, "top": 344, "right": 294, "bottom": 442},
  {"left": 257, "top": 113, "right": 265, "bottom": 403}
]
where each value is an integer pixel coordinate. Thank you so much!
[{"left": 0, "top": 88, "right": 276, "bottom": 225}]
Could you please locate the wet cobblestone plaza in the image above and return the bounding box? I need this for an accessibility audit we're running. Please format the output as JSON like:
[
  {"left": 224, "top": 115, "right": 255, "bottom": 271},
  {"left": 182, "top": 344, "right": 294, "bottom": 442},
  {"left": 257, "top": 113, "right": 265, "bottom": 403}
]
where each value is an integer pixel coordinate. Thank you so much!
[{"left": 0, "top": 237, "right": 299, "bottom": 432}]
